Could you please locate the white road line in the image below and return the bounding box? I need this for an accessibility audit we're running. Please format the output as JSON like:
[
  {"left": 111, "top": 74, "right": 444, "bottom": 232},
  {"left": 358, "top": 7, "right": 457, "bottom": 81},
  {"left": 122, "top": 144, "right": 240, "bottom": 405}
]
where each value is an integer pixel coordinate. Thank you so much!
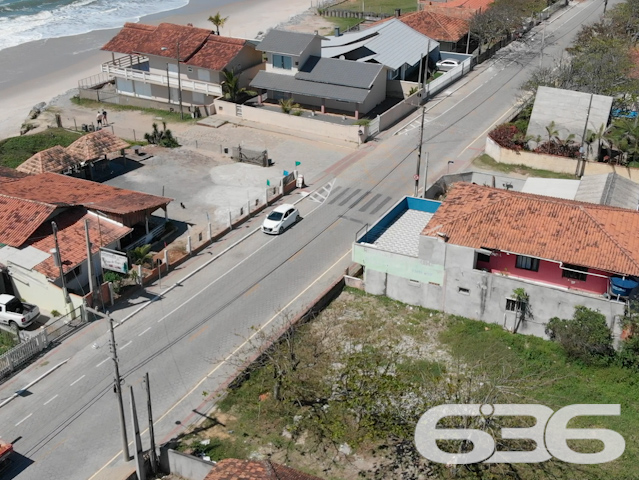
[
  {"left": 138, "top": 327, "right": 151, "bottom": 337},
  {"left": 96, "top": 358, "right": 110, "bottom": 368},
  {"left": 15, "top": 413, "right": 32, "bottom": 426},
  {"left": 120, "top": 340, "right": 132, "bottom": 350},
  {"left": 44, "top": 394, "right": 58, "bottom": 405},
  {"left": 70, "top": 375, "right": 85, "bottom": 386}
]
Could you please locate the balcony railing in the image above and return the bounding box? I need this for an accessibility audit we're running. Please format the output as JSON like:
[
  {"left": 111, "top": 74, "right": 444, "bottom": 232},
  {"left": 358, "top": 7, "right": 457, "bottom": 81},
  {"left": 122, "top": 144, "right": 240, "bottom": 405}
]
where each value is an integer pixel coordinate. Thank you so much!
[{"left": 101, "top": 63, "right": 223, "bottom": 97}]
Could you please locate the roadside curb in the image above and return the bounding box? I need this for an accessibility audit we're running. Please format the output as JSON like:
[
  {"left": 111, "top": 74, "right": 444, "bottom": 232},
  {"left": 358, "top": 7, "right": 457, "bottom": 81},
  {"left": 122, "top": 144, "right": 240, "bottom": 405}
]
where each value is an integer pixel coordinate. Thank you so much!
[{"left": 0, "top": 358, "right": 69, "bottom": 408}]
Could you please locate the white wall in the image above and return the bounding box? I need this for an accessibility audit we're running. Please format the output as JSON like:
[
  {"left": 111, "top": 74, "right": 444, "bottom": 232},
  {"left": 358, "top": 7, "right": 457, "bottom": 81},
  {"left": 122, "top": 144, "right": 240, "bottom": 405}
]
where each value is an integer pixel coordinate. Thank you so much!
[{"left": 7, "top": 264, "right": 83, "bottom": 313}]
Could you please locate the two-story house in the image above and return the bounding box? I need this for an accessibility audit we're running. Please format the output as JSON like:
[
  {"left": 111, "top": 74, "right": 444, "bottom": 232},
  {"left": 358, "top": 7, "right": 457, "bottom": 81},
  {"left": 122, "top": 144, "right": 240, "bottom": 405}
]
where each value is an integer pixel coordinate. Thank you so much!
[
  {"left": 249, "top": 29, "right": 387, "bottom": 118},
  {"left": 99, "top": 23, "right": 262, "bottom": 111},
  {"left": 353, "top": 183, "right": 636, "bottom": 341}
]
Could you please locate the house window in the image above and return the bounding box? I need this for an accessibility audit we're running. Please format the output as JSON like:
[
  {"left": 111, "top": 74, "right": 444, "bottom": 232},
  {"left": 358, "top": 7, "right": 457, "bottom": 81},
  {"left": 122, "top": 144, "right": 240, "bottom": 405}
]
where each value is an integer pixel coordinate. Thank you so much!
[
  {"left": 515, "top": 255, "right": 539, "bottom": 272},
  {"left": 458, "top": 287, "right": 470, "bottom": 295},
  {"left": 506, "top": 298, "right": 526, "bottom": 312},
  {"left": 477, "top": 253, "right": 491, "bottom": 263},
  {"left": 272, "top": 54, "right": 292, "bottom": 70},
  {"left": 562, "top": 264, "right": 588, "bottom": 281},
  {"left": 409, "top": 279, "right": 420, "bottom": 286}
]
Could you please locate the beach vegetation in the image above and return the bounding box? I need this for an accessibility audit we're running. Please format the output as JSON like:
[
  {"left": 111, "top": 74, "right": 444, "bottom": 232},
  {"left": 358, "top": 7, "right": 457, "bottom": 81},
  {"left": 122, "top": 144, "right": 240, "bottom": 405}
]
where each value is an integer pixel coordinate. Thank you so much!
[
  {"left": 472, "top": 153, "right": 578, "bottom": 178},
  {"left": 143, "top": 122, "right": 179, "bottom": 148},
  {"left": 0, "top": 128, "right": 82, "bottom": 169},
  {"left": 208, "top": 12, "right": 229, "bottom": 36},
  {"left": 220, "top": 68, "right": 256, "bottom": 103},
  {"left": 174, "top": 288, "right": 639, "bottom": 479}
]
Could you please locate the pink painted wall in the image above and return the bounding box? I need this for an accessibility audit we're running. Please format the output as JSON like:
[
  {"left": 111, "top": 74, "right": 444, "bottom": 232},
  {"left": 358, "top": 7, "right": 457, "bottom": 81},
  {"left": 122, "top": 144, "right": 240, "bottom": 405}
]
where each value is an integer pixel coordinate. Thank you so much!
[{"left": 476, "top": 252, "right": 610, "bottom": 294}]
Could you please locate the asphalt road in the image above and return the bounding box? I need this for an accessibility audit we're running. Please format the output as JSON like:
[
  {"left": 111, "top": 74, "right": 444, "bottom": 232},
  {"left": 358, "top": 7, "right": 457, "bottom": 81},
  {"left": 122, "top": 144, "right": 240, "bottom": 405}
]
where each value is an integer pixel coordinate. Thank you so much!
[{"left": 0, "top": 0, "right": 617, "bottom": 477}]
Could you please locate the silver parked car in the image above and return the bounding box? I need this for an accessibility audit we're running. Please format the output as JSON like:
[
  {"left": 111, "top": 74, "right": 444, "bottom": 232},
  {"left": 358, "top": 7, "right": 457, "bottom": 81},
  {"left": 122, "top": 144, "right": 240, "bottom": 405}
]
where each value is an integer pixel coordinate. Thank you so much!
[{"left": 436, "top": 59, "right": 461, "bottom": 72}]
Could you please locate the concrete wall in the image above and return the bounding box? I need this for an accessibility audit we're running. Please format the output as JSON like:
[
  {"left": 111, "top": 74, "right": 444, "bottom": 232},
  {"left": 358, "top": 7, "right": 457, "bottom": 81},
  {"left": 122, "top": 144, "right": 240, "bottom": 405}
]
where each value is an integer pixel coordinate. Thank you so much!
[
  {"left": 386, "top": 80, "right": 421, "bottom": 99},
  {"left": 359, "top": 235, "right": 625, "bottom": 342},
  {"left": 7, "top": 264, "right": 83, "bottom": 313},
  {"left": 486, "top": 136, "right": 639, "bottom": 180},
  {"left": 214, "top": 99, "right": 365, "bottom": 144},
  {"left": 360, "top": 68, "right": 387, "bottom": 113},
  {"left": 159, "top": 448, "right": 214, "bottom": 480},
  {"left": 379, "top": 89, "right": 421, "bottom": 131}
]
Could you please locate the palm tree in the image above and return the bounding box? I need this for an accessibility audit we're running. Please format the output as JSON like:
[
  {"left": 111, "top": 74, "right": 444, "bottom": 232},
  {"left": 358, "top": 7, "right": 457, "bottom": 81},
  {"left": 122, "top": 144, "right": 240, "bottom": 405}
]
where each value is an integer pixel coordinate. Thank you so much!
[
  {"left": 279, "top": 98, "right": 300, "bottom": 114},
  {"left": 128, "top": 244, "right": 153, "bottom": 267},
  {"left": 220, "top": 68, "right": 256, "bottom": 103},
  {"left": 208, "top": 12, "right": 228, "bottom": 35},
  {"left": 545, "top": 121, "right": 560, "bottom": 145},
  {"left": 608, "top": 118, "right": 639, "bottom": 164}
]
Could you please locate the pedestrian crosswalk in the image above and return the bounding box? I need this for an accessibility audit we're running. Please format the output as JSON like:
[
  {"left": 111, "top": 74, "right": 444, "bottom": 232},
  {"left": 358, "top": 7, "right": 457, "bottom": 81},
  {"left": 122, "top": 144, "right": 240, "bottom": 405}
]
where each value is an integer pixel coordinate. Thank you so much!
[
  {"left": 306, "top": 179, "right": 335, "bottom": 203},
  {"left": 326, "top": 185, "right": 393, "bottom": 214}
]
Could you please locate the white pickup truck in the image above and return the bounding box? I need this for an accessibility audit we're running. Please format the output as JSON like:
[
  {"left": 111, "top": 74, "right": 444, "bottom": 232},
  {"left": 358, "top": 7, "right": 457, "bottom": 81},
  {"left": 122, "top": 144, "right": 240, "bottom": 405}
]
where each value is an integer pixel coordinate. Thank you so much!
[{"left": 0, "top": 294, "right": 40, "bottom": 329}]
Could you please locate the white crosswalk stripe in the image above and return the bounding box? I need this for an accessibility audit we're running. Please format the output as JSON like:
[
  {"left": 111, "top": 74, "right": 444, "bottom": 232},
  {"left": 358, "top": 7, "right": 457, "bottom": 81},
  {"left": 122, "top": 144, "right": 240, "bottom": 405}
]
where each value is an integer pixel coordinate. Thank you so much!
[{"left": 307, "top": 179, "right": 336, "bottom": 203}]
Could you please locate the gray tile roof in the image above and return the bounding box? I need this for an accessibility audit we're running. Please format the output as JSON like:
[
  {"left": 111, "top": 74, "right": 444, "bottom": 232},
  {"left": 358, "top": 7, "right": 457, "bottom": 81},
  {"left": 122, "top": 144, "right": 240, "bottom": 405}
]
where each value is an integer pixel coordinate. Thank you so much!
[
  {"left": 296, "top": 56, "right": 382, "bottom": 89},
  {"left": 255, "top": 29, "right": 318, "bottom": 56},
  {"left": 322, "top": 19, "right": 438, "bottom": 70},
  {"left": 372, "top": 210, "right": 434, "bottom": 257},
  {"left": 250, "top": 70, "right": 371, "bottom": 103}
]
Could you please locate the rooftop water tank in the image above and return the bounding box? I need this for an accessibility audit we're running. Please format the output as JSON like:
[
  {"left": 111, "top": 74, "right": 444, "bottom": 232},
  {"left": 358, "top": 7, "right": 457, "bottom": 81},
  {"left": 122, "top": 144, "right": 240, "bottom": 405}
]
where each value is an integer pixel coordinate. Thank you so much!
[{"left": 610, "top": 277, "right": 639, "bottom": 297}]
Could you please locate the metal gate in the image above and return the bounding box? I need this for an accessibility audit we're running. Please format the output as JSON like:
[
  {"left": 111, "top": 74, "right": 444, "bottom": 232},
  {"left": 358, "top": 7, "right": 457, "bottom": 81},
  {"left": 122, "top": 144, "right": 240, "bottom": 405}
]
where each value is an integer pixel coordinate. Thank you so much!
[{"left": 367, "top": 115, "right": 380, "bottom": 140}]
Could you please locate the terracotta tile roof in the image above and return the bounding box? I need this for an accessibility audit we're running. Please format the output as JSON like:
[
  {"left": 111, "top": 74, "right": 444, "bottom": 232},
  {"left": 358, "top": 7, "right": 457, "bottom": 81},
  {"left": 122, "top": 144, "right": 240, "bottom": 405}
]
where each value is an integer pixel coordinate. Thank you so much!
[
  {"left": 204, "top": 459, "right": 324, "bottom": 480},
  {"left": 0, "top": 166, "right": 28, "bottom": 184},
  {"left": 65, "top": 129, "right": 130, "bottom": 162},
  {"left": 186, "top": 35, "right": 247, "bottom": 71},
  {"left": 399, "top": 10, "right": 470, "bottom": 42},
  {"left": 0, "top": 195, "right": 56, "bottom": 247},
  {"left": 27, "top": 209, "right": 131, "bottom": 279},
  {"left": 0, "top": 173, "right": 171, "bottom": 216},
  {"left": 101, "top": 22, "right": 211, "bottom": 61},
  {"left": 423, "top": 183, "right": 639, "bottom": 276},
  {"left": 17, "top": 145, "right": 82, "bottom": 174},
  {"left": 420, "top": 0, "right": 493, "bottom": 15}
]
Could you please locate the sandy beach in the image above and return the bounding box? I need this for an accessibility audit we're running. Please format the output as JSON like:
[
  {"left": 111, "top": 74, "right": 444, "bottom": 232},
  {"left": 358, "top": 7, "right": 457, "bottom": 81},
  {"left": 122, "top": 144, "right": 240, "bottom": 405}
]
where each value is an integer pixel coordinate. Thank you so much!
[{"left": 0, "top": 0, "right": 316, "bottom": 140}]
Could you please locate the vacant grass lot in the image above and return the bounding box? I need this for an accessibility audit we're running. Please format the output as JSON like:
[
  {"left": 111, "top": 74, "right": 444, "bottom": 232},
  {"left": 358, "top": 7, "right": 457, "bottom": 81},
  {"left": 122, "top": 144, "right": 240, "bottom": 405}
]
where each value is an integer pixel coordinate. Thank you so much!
[
  {"left": 70, "top": 97, "right": 197, "bottom": 125},
  {"left": 473, "top": 153, "right": 578, "bottom": 179},
  {"left": 177, "top": 289, "right": 637, "bottom": 479},
  {"left": 329, "top": 0, "right": 417, "bottom": 14},
  {"left": 0, "top": 128, "right": 82, "bottom": 168}
]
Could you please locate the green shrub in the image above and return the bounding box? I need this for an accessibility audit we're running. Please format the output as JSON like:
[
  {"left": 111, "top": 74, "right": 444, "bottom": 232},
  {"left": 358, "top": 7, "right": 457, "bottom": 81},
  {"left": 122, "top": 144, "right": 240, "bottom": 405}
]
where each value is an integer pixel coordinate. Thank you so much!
[{"left": 545, "top": 306, "right": 615, "bottom": 365}]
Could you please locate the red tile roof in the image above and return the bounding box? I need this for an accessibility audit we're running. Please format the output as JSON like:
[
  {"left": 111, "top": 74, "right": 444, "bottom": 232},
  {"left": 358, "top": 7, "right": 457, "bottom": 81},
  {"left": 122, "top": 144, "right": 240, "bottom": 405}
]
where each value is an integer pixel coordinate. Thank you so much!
[
  {"left": 204, "top": 459, "right": 324, "bottom": 480},
  {"left": 423, "top": 183, "right": 639, "bottom": 276},
  {"left": 400, "top": 10, "right": 470, "bottom": 42},
  {"left": 0, "top": 195, "right": 56, "bottom": 247},
  {"left": 0, "top": 166, "right": 29, "bottom": 184},
  {"left": 27, "top": 209, "right": 131, "bottom": 279},
  {"left": 420, "top": 0, "right": 493, "bottom": 15},
  {"left": 186, "top": 35, "right": 246, "bottom": 71},
  {"left": 102, "top": 22, "right": 248, "bottom": 70},
  {"left": 17, "top": 145, "right": 82, "bottom": 174},
  {"left": 0, "top": 172, "right": 171, "bottom": 216},
  {"left": 65, "top": 130, "right": 130, "bottom": 162}
]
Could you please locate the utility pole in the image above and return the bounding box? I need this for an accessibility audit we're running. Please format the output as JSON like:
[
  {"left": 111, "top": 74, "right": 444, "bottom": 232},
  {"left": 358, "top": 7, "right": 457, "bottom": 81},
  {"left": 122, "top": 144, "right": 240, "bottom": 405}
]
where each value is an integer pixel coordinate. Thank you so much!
[
  {"left": 51, "top": 221, "right": 72, "bottom": 308},
  {"left": 165, "top": 63, "right": 171, "bottom": 104},
  {"left": 84, "top": 219, "right": 95, "bottom": 301},
  {"left": 129, "top": 386, "right": 146, "bottom": 480},
  {"left": 109, "top": 315, "right": 131, "bottom": 462},
  {"left": 144, "top": 372, "right": 158, "bottom": 474},
  {"left": 176, "top": 41, "right": 184, "bottom": 120},
  {"left": 539, "top": 24, "right": 546, "bottom": 68},
  {"left": 415, "top": 106, "right": 426, "bottom": 197}
]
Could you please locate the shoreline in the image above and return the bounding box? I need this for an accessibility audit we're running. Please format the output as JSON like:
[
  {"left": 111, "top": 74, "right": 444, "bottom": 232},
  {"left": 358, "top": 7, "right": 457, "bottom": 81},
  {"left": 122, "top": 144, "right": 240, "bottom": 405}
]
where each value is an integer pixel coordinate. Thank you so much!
[{"left": 0, "top": 0, "right": 315, "bottom": 140}]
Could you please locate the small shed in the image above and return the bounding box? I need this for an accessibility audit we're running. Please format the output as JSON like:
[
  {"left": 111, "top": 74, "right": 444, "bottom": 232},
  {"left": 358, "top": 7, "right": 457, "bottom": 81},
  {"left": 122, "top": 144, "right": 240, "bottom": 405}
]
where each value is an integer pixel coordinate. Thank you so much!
[
  {"left": 66, "top": 129, "right": 130, "bottom": 163},
  {"left": 17, "top": 146, "right": 82, "bottom": 174}
]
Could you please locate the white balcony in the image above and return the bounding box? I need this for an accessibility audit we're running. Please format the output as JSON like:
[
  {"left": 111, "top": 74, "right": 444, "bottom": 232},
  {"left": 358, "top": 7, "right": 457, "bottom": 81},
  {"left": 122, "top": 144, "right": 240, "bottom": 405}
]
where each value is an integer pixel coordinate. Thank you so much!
[{"left": 101, "top": 62, "right": 223, "bottom": 97}]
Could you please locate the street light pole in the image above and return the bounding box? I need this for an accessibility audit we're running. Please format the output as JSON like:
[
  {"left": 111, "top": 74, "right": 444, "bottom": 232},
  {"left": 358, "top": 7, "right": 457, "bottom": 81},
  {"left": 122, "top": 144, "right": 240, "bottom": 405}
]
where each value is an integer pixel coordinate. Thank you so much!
[{"left": 165, "top": 63, "right": 171, "bottom": 104}]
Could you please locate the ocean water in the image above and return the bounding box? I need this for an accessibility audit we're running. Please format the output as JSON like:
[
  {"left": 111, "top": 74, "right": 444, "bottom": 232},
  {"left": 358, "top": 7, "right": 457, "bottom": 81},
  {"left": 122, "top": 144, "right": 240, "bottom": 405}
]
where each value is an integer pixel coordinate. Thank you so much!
[{"left": 0, "top": 0, "right": 189, "bottom": 52}]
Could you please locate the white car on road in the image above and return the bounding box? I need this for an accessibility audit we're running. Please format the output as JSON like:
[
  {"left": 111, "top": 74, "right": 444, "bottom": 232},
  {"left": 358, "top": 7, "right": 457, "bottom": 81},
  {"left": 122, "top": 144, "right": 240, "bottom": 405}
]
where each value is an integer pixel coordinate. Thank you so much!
[{"left": 262, "top": 204, "right": 299, "bottom": 234}]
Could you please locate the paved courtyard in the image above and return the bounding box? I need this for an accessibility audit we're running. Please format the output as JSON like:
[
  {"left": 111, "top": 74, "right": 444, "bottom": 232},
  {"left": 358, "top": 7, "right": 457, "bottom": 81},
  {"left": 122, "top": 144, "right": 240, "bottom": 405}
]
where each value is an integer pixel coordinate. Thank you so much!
[{"left": 105, "top": 122, "right": 352, "bottom": 229}]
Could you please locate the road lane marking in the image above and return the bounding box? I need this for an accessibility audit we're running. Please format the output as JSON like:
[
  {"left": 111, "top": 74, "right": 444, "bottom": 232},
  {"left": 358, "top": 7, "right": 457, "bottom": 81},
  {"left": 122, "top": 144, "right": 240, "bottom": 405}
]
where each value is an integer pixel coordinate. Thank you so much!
[
  {"left": 15, "top": 413, "right": 32, "bottom": 426},
  {"left": 188, "top": 325, "right": 209, "bottom": 343},
  {"left": 120, "top": 341, "right": 132, "bottom": 350},
  {"left": 87, "top": 248, "right": 354, "bottom": 480},
  {"left": 70, "top": 375, "right": 85, "bottom": 386},
  {"left": 138, "top": 327, "right": 151, "bottom": 337},
  {"left": 43, "top": 394, "right": 58, "bottom": 405},
  {"left": 96, "top": 358, "right": 110, "bottom": 367}
]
